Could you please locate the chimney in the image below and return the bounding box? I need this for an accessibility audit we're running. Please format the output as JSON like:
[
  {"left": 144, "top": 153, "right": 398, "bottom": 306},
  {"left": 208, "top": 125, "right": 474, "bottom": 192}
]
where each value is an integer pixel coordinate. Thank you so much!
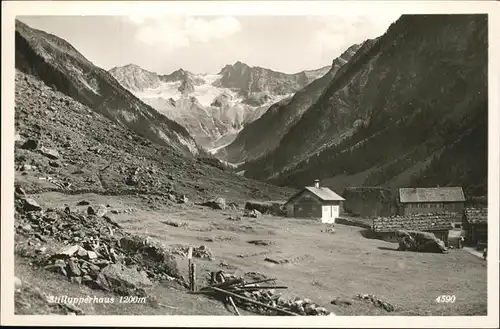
[{"left": 314, "top": 179, "right": 320, "bottom": 188}]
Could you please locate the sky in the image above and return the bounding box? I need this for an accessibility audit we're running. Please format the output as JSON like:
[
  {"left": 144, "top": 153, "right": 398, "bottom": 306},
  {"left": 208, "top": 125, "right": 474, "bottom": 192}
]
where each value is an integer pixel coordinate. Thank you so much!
[{"left": 18, "top": 14, "right": 400, "bottom": 75}]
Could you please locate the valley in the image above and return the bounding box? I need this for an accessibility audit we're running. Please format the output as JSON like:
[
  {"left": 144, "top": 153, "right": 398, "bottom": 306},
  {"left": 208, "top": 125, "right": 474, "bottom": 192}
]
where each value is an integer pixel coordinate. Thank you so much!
[{"left": 10, "top": 13, "right": 490, "bottom": 319}]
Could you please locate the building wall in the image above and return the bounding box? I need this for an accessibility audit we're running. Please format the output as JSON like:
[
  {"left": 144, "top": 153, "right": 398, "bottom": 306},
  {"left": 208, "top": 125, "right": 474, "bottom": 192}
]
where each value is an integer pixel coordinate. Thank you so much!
[
  {"left": 286, "top": 191, "right": 343, "bottom": 219},
  {"left": 400, "top": 202, "right": 464, "bottom": 215},
  {"left": 291, "top": 190, "right": 323, "bottom": 219},
  {"left": 464, "top": 223, "right": 488, "bottom": 246},
  {"left": 343, "top": 188, "right": 397, "bottom": 218}
]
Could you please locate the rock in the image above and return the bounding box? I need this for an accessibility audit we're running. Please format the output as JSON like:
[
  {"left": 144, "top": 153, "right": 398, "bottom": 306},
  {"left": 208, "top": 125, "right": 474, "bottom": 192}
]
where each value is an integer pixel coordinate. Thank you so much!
[
  {"left": 39, "top": 146, "right": 60, "bottom": 160},
  {"left": 49, "top": 161, "right": 60, "bottom": 168},
  {"left": 20, "top": 164, "right": 35, "bottom": 171},
  {"left": 86, "top": 251, "right": 99, "bottom": 260},
  {"left": 82, "top": 275, "right": 93, "bottom": 282},
  {"left": 23, "top": 198, "right": 42, "bottom": 212},
  {"left": 193, "top": 245, "right": 214, "bottom": 260},
  {"left": 201, "top": 198, "right": 226, "bottom": 210},
  {"left": 119, "top": 235, "right": 182, "bottom": 280},
  {"left": 20, "top": 138, "right": 40, "bottom": 150},
  {"left": 396, "top": 230, "right": 448, "bottom": 253},
  {"left": 36, "top": 246, "right": 47, "bottom": 254},
  {"left": 264, "top": 257, "right": 289, "bottom": 264},
  {"left": 227, "top": 215, "right": 242, "bottom": 221},
  {"left": 244, "top": 209, "right": 262, "bottom": 218},
  {"left": 45, "top": 263, "right": 68, "bottom": 277},
  {"left": 67, "top": 260, "right": 82, "bottom": 277},
  {"left": 96, "top": 263, "right": 153, "bottom": 294},
  {"left": 21, "top": 223, "right": 32, "bottom": 232},
  {"left": 304, "top": 303, "right": 316, "bottom": 315},
  {"left": 76, "top": 247, "right": 88, "bottom": 258},
  {"left": 88, "top": 264, "right": 101, "bottom": 278},
  {"left": 70, "top": 276, "right": 82, "bottom": 285},
  {"left": 87, "top": 205, "right": 107, "bottom": 217},
  {"left": 247, "top": 239, "right": 273, "bottom": 246},
  {"left": 177, "top": 195, "right": 189, "bottom": 204},
  {"left": 77, "top": 200, "right": 90, "bottom": 206},
  {"left": 331, "top": 297, "right": 354, "bottom": 306},
  {"left": 14, "top": 276, "right": 22, "bottom": 291},
  {"left": 15, "top": 187, "right": 27, "bottom": 197},
  {"left": 57, "top": 245, "right": 80, "bottom": 257}
]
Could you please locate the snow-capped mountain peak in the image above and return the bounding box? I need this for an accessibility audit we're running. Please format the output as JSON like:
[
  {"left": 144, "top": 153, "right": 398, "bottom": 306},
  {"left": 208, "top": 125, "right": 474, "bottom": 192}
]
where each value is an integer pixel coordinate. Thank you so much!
[{"left": 109, "top": 62, "right": 331, "bottom": 150}]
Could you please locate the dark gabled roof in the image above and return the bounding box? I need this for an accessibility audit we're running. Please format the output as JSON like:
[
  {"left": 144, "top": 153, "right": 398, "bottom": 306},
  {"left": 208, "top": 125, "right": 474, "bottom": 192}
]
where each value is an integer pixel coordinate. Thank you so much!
[
  {"left": 399, "top": 187, "right": 465, "bottom": 203},
  {"left": 285, "top": 186, "right": 344, "bottom": 205},
  {"left": 464, "top": 207, "right": 488, "bottom": 225},
  {"left": 372, "top": 212, "right": 456, "bottom": 233}
]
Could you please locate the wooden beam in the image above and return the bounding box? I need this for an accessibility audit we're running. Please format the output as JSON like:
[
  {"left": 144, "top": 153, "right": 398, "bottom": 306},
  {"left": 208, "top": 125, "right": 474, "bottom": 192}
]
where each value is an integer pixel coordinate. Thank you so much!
[
  {"left": 208, "top": 286, "right": 299, "bottom": 316},
  {"left": 198, "top": 278, "right": 245, "bottom": 291}
]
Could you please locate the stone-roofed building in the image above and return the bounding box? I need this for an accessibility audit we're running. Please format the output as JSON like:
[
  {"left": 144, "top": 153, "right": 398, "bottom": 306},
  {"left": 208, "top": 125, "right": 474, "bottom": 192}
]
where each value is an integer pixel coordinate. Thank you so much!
[
  {"left": 372, "top": 212, "right": 456, "bottom": 244},
  {"left": 463, "top": 207, "right": 488, "bottom": 247}
]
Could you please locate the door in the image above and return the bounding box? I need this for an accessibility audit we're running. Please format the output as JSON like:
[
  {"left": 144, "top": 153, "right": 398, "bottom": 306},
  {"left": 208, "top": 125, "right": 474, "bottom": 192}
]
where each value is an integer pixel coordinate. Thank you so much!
[
  {"left": 322, "top": 205, "right": 337, "bottom": 224},
  {"left": 332, "top": 205, "right": 339, "bottom": 219}
]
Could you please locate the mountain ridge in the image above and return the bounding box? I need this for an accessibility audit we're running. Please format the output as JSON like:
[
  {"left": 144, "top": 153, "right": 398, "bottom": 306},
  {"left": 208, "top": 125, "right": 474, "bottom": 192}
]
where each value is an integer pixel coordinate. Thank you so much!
[
  {"left": 15, "top": 19, "right": 201, "bottom": 157},
  {"left": 241, "top": 14, "right": 488, "bottom": 197},
  {"left": 109, "top": 60, "right": 331, "bottom": 149}
]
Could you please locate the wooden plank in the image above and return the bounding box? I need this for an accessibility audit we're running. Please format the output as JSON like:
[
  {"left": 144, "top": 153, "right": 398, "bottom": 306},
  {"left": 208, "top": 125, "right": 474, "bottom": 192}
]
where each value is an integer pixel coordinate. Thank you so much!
[
  {"left": 198, "top": 278, "right": 244, "bottom": 291},
  {"left": 228, "top": 296, "right": 240, "bottom": 316},
  {"left": 227, "top": 286, "right": 288, "bottom": 291},
  {"left": 208, "top": 286, "right": 299, "bottom": 316},
  {"left": 191, "top": 263, "right": 197, "bottom": 292},
  {"left": 236, "top": 278, "right": 277, "bottom": 286}
]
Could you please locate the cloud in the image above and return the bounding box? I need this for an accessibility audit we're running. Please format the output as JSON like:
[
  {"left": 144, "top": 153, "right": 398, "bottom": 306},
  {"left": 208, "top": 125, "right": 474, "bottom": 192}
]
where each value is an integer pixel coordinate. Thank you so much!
[
  {"left": 125, "top": 15, "right": 242, "bottom": 52},
  {"left": 310, "top": 15, "right": 400, "bottom": 56}
]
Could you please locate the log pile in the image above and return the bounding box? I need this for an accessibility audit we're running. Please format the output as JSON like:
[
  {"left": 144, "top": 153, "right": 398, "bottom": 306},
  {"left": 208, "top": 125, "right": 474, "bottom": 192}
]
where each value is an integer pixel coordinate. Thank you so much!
[{"left": 194, "top": 271, "right": 335, "bottom": 316}]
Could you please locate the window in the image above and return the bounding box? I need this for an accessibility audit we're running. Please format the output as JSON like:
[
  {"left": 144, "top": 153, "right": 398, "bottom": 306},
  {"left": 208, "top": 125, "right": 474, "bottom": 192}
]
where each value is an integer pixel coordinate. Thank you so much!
[{"left": 454, "top": 223, "right": 462, "bottom": 229}]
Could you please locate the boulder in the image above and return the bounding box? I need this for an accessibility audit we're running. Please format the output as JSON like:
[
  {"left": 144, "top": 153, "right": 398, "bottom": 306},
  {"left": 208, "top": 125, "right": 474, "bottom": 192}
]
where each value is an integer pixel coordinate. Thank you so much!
[
  {"left": 396, "top": 230, "right": 448, "bottom": 253},
  {"left": 119, "top": 235, "right": 182, "bottom": 280},
  {"left": 67, "top": 260, "right": 82, "bottom": 277},
  {"left": 39, "top": 147, "right": 60, "bottom": 160},
  {"left": 23, "top": 198, "right": 42, "bottom": 212},
  {"left": 56, "top": 245, "right": 80, "bottom": 257},
  {"left": 87, "top": 205, "right": 107, "bottom": 217},
  {"left": 96, "top": 263, "right": 152, "bottom": 295},
  {"left": 245, "top": 209, "right": 262, "bottom": 218},
  {"left": 14, "top": 276, "right": 22, "bottom": 291},
  {"left": 201, "top": 197, "right": 226, "bottom": 210},
  {"left": 20, "top": 138, "right": 40, "bottom": 150}
]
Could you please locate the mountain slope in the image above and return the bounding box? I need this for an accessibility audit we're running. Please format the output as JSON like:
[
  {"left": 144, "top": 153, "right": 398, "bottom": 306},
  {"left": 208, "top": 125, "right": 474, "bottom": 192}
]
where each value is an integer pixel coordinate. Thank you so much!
[
  {"left": 217, "top": 43, "right": 363, "bottom": 163},
  {"left": 242, "top": 14, "right": 487, "bottom": 197},
  {"left": 14, "top": 69, "right": 294, "bottom": 202},
  {"left": 109, "top": 62, "right": 329, "bottom": 149},
  {"left": 15, "top": 20, "right": 200, "bottom": 156}
]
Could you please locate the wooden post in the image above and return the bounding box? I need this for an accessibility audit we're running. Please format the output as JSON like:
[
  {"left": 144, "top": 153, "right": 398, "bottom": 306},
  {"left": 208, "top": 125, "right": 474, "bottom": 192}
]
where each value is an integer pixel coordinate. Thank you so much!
[
  {"left": 187, "top": 247, "right": 193, "bottom": 291},
  {"left": 191, "top": 263, "right": 197, "bottom": 292}
]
